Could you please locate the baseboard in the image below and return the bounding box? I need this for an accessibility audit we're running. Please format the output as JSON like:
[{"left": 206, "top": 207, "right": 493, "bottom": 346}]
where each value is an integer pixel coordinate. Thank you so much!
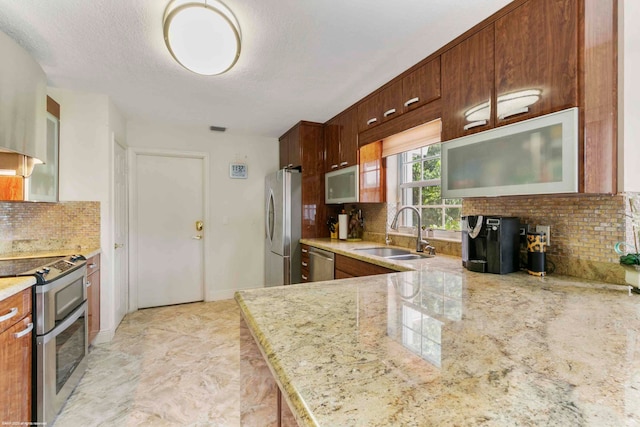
[
  {"left": 92, "top": 329, "right": 115, "bottom": 344},
  {"left": 207, "top": 285, "right": 264, "bottom": 302}
]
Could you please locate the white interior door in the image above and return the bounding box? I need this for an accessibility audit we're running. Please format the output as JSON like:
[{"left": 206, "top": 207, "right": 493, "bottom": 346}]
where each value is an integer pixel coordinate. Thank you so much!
[
  {"left": 135, "top": 153, "right": 204, "bottom": 308},
  {"left": 113, "top": 141, "right": 129, "bottom": 323}
]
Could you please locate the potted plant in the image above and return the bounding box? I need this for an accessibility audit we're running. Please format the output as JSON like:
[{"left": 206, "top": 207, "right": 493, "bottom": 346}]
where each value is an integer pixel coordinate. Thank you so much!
[{"left": 616, "top": 194, "right": 640, "bottom": 293}]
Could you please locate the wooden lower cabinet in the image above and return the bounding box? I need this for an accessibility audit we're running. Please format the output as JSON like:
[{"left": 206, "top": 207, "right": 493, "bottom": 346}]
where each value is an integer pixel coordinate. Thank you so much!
[
  {"left": 335, "top": 254, "right": 396, "bottom": 278},
  {"left": 86, "top": 254, "right": 101, "bottom": 344},
  {"left": 0, "top": 288, "right": 33, "bottom": 424},
  {"left": 301, "top": 244, "right": 310, "bottom": 283}
]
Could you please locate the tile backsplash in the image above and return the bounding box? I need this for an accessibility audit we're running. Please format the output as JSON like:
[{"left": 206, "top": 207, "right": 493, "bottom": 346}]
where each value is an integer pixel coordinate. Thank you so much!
[
  {"left": 0, "top": 201, "right": 100, "bottom": 256},
  {"left": 463, "top": 194, "right": 628, "bottom": 284},
  {"left": 355, "top": 193, "right": 633, "bottom": 285}
]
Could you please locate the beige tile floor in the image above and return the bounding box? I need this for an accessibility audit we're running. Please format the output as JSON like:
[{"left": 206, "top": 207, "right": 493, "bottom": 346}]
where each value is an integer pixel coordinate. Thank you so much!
[{"left": 53, "top": 300, "right": 242, "bottom": 427}]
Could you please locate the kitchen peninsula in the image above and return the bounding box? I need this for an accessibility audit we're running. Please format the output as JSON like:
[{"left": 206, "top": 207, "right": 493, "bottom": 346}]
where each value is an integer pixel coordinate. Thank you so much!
[{"left": 236, "top": 244, "right": 640, "bottom": 426}]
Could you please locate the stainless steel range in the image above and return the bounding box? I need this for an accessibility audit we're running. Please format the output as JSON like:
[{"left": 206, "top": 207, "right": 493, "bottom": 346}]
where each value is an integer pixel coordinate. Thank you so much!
[{"left": 0, "top": 255, "right": 88, "bottom": 425}]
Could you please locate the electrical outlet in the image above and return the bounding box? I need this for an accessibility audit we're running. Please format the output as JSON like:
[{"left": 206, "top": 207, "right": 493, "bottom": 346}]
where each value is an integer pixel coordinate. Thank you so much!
[
  {"left": 519, "top": 226, "right": 528, "bottom": 246},
  {"left": 536, "top": 225, "right": 551, "bottom": 247}
]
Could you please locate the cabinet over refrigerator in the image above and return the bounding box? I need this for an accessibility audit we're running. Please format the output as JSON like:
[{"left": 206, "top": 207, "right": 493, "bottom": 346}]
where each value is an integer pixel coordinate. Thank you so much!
[{"left": 265, "top": 169, "right": 301, "bottom": 287}]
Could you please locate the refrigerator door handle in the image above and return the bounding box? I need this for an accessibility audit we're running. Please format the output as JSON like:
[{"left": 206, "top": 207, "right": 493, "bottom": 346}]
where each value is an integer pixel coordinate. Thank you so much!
[{"left": 266, "top": 190, "right": 275, "bottom": 241}]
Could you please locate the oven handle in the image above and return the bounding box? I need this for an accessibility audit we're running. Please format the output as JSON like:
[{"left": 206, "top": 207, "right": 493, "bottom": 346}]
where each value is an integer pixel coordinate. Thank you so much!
[
  {"left": 37, "top": 301, "right": 87, "bottom": 346},
  {"left": 34, "top": 266, "right": 87, "bottom": 294}
]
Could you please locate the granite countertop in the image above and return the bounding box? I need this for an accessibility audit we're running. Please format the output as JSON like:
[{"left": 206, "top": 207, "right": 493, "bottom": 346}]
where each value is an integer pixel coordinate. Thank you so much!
[
  {"left": 236, "top": 241, "right": 640, "bottom": 426},
  {"left": 0, "top": 247, "right": 101, "bottom": 301},
  {"left": 0, "top": 276, "right": 36, "bottom": 301}
]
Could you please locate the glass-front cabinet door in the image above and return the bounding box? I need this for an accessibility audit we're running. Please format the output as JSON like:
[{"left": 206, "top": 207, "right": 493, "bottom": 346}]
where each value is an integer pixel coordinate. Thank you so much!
[{"left": 26, "top": 96, "right": 59, "bottom": 202}]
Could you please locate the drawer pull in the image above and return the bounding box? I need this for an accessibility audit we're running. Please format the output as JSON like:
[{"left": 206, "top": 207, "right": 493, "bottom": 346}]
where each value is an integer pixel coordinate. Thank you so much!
[
  {"left": 366, "top": 118, "right": 377, "bottom": 126},
  {"left": 498, "top": 106, "right": 529, "bottom": 120},
  {"left": 14, "top": 322, "right": 33, "bottom": 339},
  {"left": 302, "top": 262, "right": 308, "bottom": 267},
  {"left": 287, "top": 164, "right": 293, "bottom": 168},
  {"left": 404, "top": 97, "right": 419, "bottom": 107},
  {"left": 383, "top": 108, "right": 396, "bottom": 117},
  {"left": 88, "top": 263, "right": 97, "bottom": 269},
  {"left": 463, "top": 120, "right": 488, "bottom": 131},
  {"left": 339, "top": 161, "right": 348, "bottom": 167},
  {"left": 302, "top": 275, "right": 308, "bottom": 280},
  {"left": 301, "top": 248, "right": 308, "bottom": 253},
  {"left": 0, "top": 307, "right": 18, "bottom": 322},
  {"left": 330, "top": 164, "right": 338, "bottom": 169},
  {"left": 86, "top": 281, "right": 92, "bottom": 288}
]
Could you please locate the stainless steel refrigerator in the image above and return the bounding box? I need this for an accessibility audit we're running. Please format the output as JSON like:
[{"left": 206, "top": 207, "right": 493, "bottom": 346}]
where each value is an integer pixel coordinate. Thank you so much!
[{"left": 265, "top": 169, "right": 301, "bottom": 286}]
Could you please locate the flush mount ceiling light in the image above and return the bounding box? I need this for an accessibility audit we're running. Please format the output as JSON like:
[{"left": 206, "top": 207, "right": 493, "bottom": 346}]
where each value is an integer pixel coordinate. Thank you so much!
[{"left": 163, "top": 0, "right": 241, "bottom": 75}]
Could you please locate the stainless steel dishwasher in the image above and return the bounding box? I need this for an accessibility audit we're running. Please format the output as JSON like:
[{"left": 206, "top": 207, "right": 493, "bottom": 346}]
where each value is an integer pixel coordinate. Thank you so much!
[{"left": 308, "top": 247, "right": 335, "bottom": 282}]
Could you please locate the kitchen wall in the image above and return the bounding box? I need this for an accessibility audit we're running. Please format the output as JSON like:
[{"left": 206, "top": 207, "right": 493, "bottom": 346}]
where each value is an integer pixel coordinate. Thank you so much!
[
  {"left": 48, "top": 87, "right": 126, "bottom": 342},
  {"left": 357, "top": 194, "right": 632, "bottom": 285},
  {"left": 126, "top": 121, "right": 278, "bottom": 300},
  {"left": 463, "top": 194, "right": 628, "bottom": 284},
  {"left": 0, "top": 201, "right": 100, "bottom": 255}
]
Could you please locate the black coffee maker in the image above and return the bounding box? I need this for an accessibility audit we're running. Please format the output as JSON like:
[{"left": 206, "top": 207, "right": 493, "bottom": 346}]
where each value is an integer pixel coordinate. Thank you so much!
[{"left": 462, "top": 215, "right": 520, "bottom": 274}]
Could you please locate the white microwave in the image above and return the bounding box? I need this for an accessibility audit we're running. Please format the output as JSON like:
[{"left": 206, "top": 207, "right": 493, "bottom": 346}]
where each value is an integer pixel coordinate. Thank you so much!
[{"left": 325, "top": 165, "right": 359, "bottom": 204}]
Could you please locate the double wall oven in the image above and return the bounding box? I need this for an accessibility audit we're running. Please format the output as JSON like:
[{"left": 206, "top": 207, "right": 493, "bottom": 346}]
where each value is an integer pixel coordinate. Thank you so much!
[{"left": 0, "top": 254, "right": 88, "bottom": 425}]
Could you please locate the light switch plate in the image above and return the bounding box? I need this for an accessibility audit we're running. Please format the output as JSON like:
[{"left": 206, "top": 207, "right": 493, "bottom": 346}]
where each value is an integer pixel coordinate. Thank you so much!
[{"left": 536, "top": 225, "right": 551, "bottom": 247}]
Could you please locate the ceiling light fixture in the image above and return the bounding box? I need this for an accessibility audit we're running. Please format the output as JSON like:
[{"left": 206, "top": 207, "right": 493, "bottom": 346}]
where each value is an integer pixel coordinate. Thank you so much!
[{"left": 163, "top": 0, "right": 241, "bottom": 76}]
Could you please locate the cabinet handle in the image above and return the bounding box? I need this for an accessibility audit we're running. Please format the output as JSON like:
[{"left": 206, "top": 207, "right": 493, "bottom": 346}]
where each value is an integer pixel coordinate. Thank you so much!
[
  {"left": 404, "top": 97, "right": 420, "bottom": 107},
  {"left": 340, "top": 161, "right": 348, "bottom": 166},
  {"left": 88, "top": 263, "right": 97, "bottom": 269},
  {"left": 302, "top": 248, "right": 308, "bottom": 253},
  {"left": 302, "top": 275, "right": 308, "bottom": 280},
  {"left": 0, "top": 307, "right": 18, "bottom": 322},
  {"left": 463, "top": 120, "right": 488, "bottom": 131},
  {"left": 366, "top": 118, "right": 377, "bottom": 126},
  {"left": 498, "top": 106, "right": 529, "bottom": 120},
  {"left": 287, "top": 163, "right": 293, "bottom": 168},
  {"left": 86, "top": 281, "right": 92, "bottom": 288},
  {"left": 383, "top": 108, "right": 396, "bottom": 117},
  {"left": 14, "top": 322, "right": 33, "bottom": 339},
  {"left": 330, "top": 164, "right": 338, "bottom": 169},
  {"left": 302, "top": 262, "right": 308, "bottom": 267}
]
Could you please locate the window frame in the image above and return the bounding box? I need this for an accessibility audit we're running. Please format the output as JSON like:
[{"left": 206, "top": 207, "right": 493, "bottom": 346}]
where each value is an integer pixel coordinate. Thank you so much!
[{"left": 396, "top": 143, "right": 462, "bottom": 232}]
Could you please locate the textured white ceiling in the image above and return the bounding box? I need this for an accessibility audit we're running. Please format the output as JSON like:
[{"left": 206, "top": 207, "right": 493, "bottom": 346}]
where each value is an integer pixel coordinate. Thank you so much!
[{"left": 0, "top": 0, "right": 512, "bottom": 137}]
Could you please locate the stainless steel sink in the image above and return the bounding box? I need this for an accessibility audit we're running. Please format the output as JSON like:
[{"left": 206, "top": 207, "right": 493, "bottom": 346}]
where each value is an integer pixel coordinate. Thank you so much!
[
  {"left": 354, "top": 247, "right": 412, "bottom": 257},
  {"left": 353, "top": 247, "right": 434, "bottom": 260},
  {"left": 385, "top": 253, "right": 434, "bottom": 261}
]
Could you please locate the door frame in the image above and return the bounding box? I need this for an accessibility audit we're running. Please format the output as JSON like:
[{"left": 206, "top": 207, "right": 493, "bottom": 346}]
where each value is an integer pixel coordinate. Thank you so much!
[
  {"left": 128, "top": 148, "right": 210, "bottom": 312},
  {"left": 112, "top": 137, "right": 129, "bottom": 324}
]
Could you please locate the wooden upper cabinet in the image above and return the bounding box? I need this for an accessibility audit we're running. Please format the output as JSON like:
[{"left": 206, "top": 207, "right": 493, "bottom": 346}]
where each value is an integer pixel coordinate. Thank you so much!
[
  {"left": 300, "top": 122, "right": 324, "bottom": 176},
  {"left": 378, "top": 81, "right": 404, "bottom": 124},
  {"left": 357, "top": 82, "right": 404, "bottom": 132},
  {"left": 279, "top": 121, "right": 326, "bottom": 238},
  {"left": 359, "top": 141, "right": 385, "bottom": 203},
  {"left": 357, "top": 92, "right": 381, "bottom": 132},
  {"left": 494, "top": 0, "right": 578, "bottom": 125},
  {"left": 278, "top": 127, "right": 302, "bottom": 169},
  {"left": 325, "top": 108, "right": 358, "bottom": 173},
  {"left": 288, "top": 130, "right": 301, "bottom": 169},
  {"left": 324, "top": 118, "right": 341, "bottom": 173},
  {"left": 0, "top": 177, "right": 24, "bottom": 201},
  {"left": 279, "top": 137, "right": 288, "bottom": 169},
  {"left": 441, "top": 25, "right": 495, "bottom": 141},
  {"left": 402, "top": 57, "right": 441, "bottom": 113},
  {"left": 339, "top": 107, "right": 358, "bottom": 169}
]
